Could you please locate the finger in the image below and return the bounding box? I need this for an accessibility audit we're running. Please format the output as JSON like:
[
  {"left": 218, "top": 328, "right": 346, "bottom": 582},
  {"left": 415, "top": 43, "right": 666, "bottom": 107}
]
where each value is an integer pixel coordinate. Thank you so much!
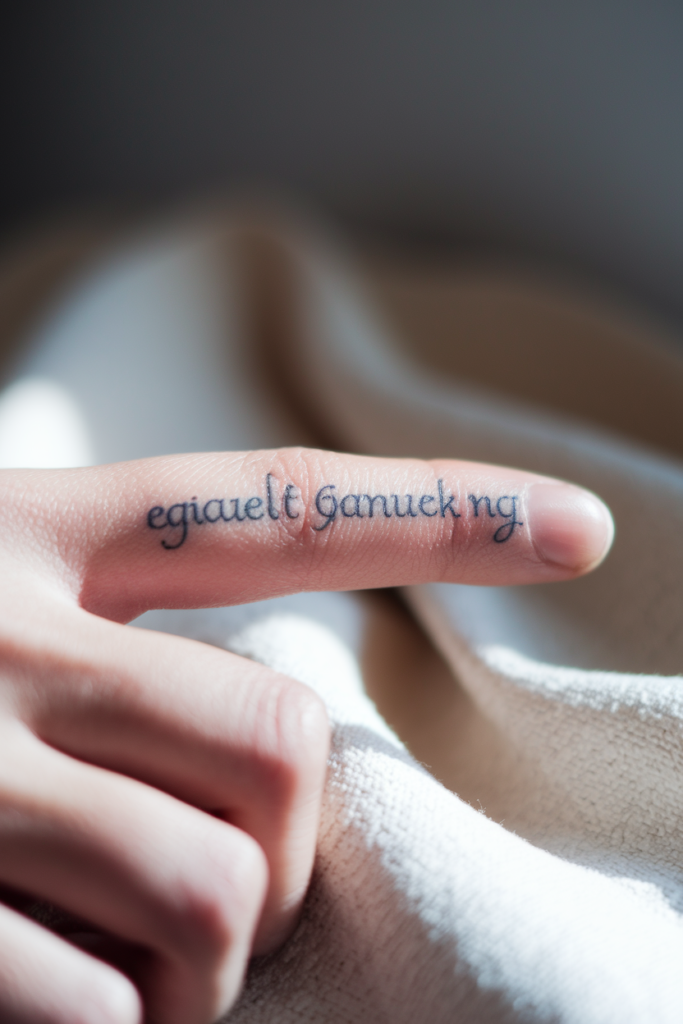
[
  {"left": 0, "top": 448, "right": 614, "bottom": 621},
  {"left": 0, "top": 726, "right": 268, "bottom": 1024},
  {"left": 21, "top": 606, "right": 329, "bottom": 953},
  {"left": 0, "top": 903, "right": 141, "bottom": 1024}
]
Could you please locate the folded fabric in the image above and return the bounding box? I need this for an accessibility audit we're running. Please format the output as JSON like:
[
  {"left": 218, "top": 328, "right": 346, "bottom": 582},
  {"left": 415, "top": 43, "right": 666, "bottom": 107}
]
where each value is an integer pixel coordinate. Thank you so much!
[{"left": 1, "top": 208, "right": 682, "bottom": 1021}]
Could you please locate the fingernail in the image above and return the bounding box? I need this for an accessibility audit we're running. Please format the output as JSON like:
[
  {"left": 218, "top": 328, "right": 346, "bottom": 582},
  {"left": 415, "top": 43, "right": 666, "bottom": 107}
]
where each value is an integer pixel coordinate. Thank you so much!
[{"left": 528, "top": 482, "right": 614, "bottom": 572}]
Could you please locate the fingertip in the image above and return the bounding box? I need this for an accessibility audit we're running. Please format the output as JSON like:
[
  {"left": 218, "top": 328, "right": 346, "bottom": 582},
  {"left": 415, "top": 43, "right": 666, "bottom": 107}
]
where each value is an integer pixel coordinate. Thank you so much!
[{"left": 528, "top": 482, "right": 615, "bottom": 575}]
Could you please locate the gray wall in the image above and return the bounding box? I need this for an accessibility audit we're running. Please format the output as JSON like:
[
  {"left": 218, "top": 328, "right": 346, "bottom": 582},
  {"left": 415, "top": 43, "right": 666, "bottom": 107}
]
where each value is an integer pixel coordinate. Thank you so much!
[{"left": 3, "top": 3, "right": 683, "bottom": 324}]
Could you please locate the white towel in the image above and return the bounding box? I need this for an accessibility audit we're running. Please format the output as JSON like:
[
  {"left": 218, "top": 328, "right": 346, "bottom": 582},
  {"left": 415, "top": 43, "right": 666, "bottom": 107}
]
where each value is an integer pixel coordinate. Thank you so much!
[{"left": 2, "top": 209, "right": 683, "bottom": 1021}]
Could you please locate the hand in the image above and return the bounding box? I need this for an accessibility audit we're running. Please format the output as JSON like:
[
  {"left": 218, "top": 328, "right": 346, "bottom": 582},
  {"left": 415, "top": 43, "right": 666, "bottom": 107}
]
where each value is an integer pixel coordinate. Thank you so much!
[{"left": 0, "top": 447, "right": 613, "bottom": 1024}]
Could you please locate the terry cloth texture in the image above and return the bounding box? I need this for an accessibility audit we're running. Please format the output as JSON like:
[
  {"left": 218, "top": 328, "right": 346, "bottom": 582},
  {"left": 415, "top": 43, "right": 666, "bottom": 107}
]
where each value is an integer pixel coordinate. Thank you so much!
[{"left": 1, "top": 208, "right": 683, "bottom": 1022}]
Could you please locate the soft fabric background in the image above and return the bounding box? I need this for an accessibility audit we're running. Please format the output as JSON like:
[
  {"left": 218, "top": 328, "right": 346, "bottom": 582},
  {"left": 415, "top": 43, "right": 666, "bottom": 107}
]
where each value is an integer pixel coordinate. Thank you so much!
[
  {"left": 1, "top": 209, "right": 682, "bottom": 1020},
  {"left": 6, "top": 2, "right": 683, "bottom": 332}
]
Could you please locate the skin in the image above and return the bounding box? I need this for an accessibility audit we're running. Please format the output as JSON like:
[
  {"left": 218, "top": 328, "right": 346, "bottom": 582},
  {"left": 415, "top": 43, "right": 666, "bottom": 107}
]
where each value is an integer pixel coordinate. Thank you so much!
[{"left": 0, "top": 447, "right": 614, "bottom": 1024}]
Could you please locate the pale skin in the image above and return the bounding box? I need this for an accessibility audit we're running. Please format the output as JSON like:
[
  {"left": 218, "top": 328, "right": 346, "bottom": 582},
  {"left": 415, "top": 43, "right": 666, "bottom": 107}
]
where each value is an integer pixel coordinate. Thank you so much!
[{"left": 0, "top": 446, "right": 614, "bottom": 1024}]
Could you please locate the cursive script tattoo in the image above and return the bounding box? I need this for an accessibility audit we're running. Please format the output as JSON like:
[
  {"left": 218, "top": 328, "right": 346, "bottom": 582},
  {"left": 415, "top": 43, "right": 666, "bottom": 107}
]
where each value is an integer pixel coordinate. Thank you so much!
[
  {"left": 147, "top": 475, "right": 522, "bottom": 549},
  {"left": 147, "top": 475, "right": 302, "bottom": 549},
  {"left": 312, "top": 478, "right": 460, "bottom": 530},
  {"left": 468, "top": 493, "right": 524, "bottom": 543}
]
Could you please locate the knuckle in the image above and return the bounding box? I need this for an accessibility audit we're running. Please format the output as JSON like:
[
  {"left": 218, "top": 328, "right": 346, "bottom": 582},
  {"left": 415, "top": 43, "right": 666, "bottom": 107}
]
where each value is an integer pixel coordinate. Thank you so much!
[
  {"left": 260, "top": 677, "right": 330, "bottom": 803},
  {"left": 176, "top": 828, "right": 268, "bottom": 961},
  {"left": 174, "top": 895, "right": 233, "bottom": 963},
  {"left": 0, "top": 609, "right": 108, "bottom": 723},
  {"left": 270, "top": 446, "right": 335, "bottom": 555},
  {"left": 219, "top": 827, "right": 269, "bottom": 921},
  {"left": 0, "top": 723, "right": 45, "bottom": 804}
]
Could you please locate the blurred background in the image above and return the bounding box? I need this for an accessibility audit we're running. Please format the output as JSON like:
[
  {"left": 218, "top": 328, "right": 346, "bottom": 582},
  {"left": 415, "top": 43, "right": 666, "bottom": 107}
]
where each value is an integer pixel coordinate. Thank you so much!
[{"left": 3, "top": 1, "right": 683, "bottom": 330}]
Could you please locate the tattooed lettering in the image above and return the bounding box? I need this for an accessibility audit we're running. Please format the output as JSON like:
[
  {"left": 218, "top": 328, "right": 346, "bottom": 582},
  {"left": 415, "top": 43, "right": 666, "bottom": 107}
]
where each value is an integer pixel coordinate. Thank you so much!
[
  {"left": 419, "top": 495, "right": 437, "bottom": 516},
  {"left": 147, "top": 475, "right": 522, "bottom": 548},
  {"left": 266, "top": 473, "right": 279, "bottom": 520},
  {"left": 314, "top": 484, "right": 338, "bottom": 530},
  {"left": 468, "top": 493, "right": 524, "bottom": 542},
  {"left": 491, "top": 496, "right": 524, "bottom": 543},
  {"left": 468, "top": 495, "right": 496, "bottom": 518},
  {"left": 340, "top": 494, "right": 364, "bottom": 518},
  {"left": 312, "top": 479, "right": 459, "bottom": 529},
  {"left": 284, "top": 483, "right": 300, "bottom": 519},
  {"left": 365, "top": 494, "right": 391, "bottom": 518},
  {"left": 147, "top": 475, "right": 301, "bottom": 549},
  {"left": 438, "top": 479, "right": 459, "bottom": 518}
]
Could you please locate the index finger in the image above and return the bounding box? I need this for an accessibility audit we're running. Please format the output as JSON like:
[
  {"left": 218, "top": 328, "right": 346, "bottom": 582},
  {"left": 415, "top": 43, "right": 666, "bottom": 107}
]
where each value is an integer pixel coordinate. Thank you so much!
[{"left": 4, "top": 447, "right": 614, "bottom": 621}]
